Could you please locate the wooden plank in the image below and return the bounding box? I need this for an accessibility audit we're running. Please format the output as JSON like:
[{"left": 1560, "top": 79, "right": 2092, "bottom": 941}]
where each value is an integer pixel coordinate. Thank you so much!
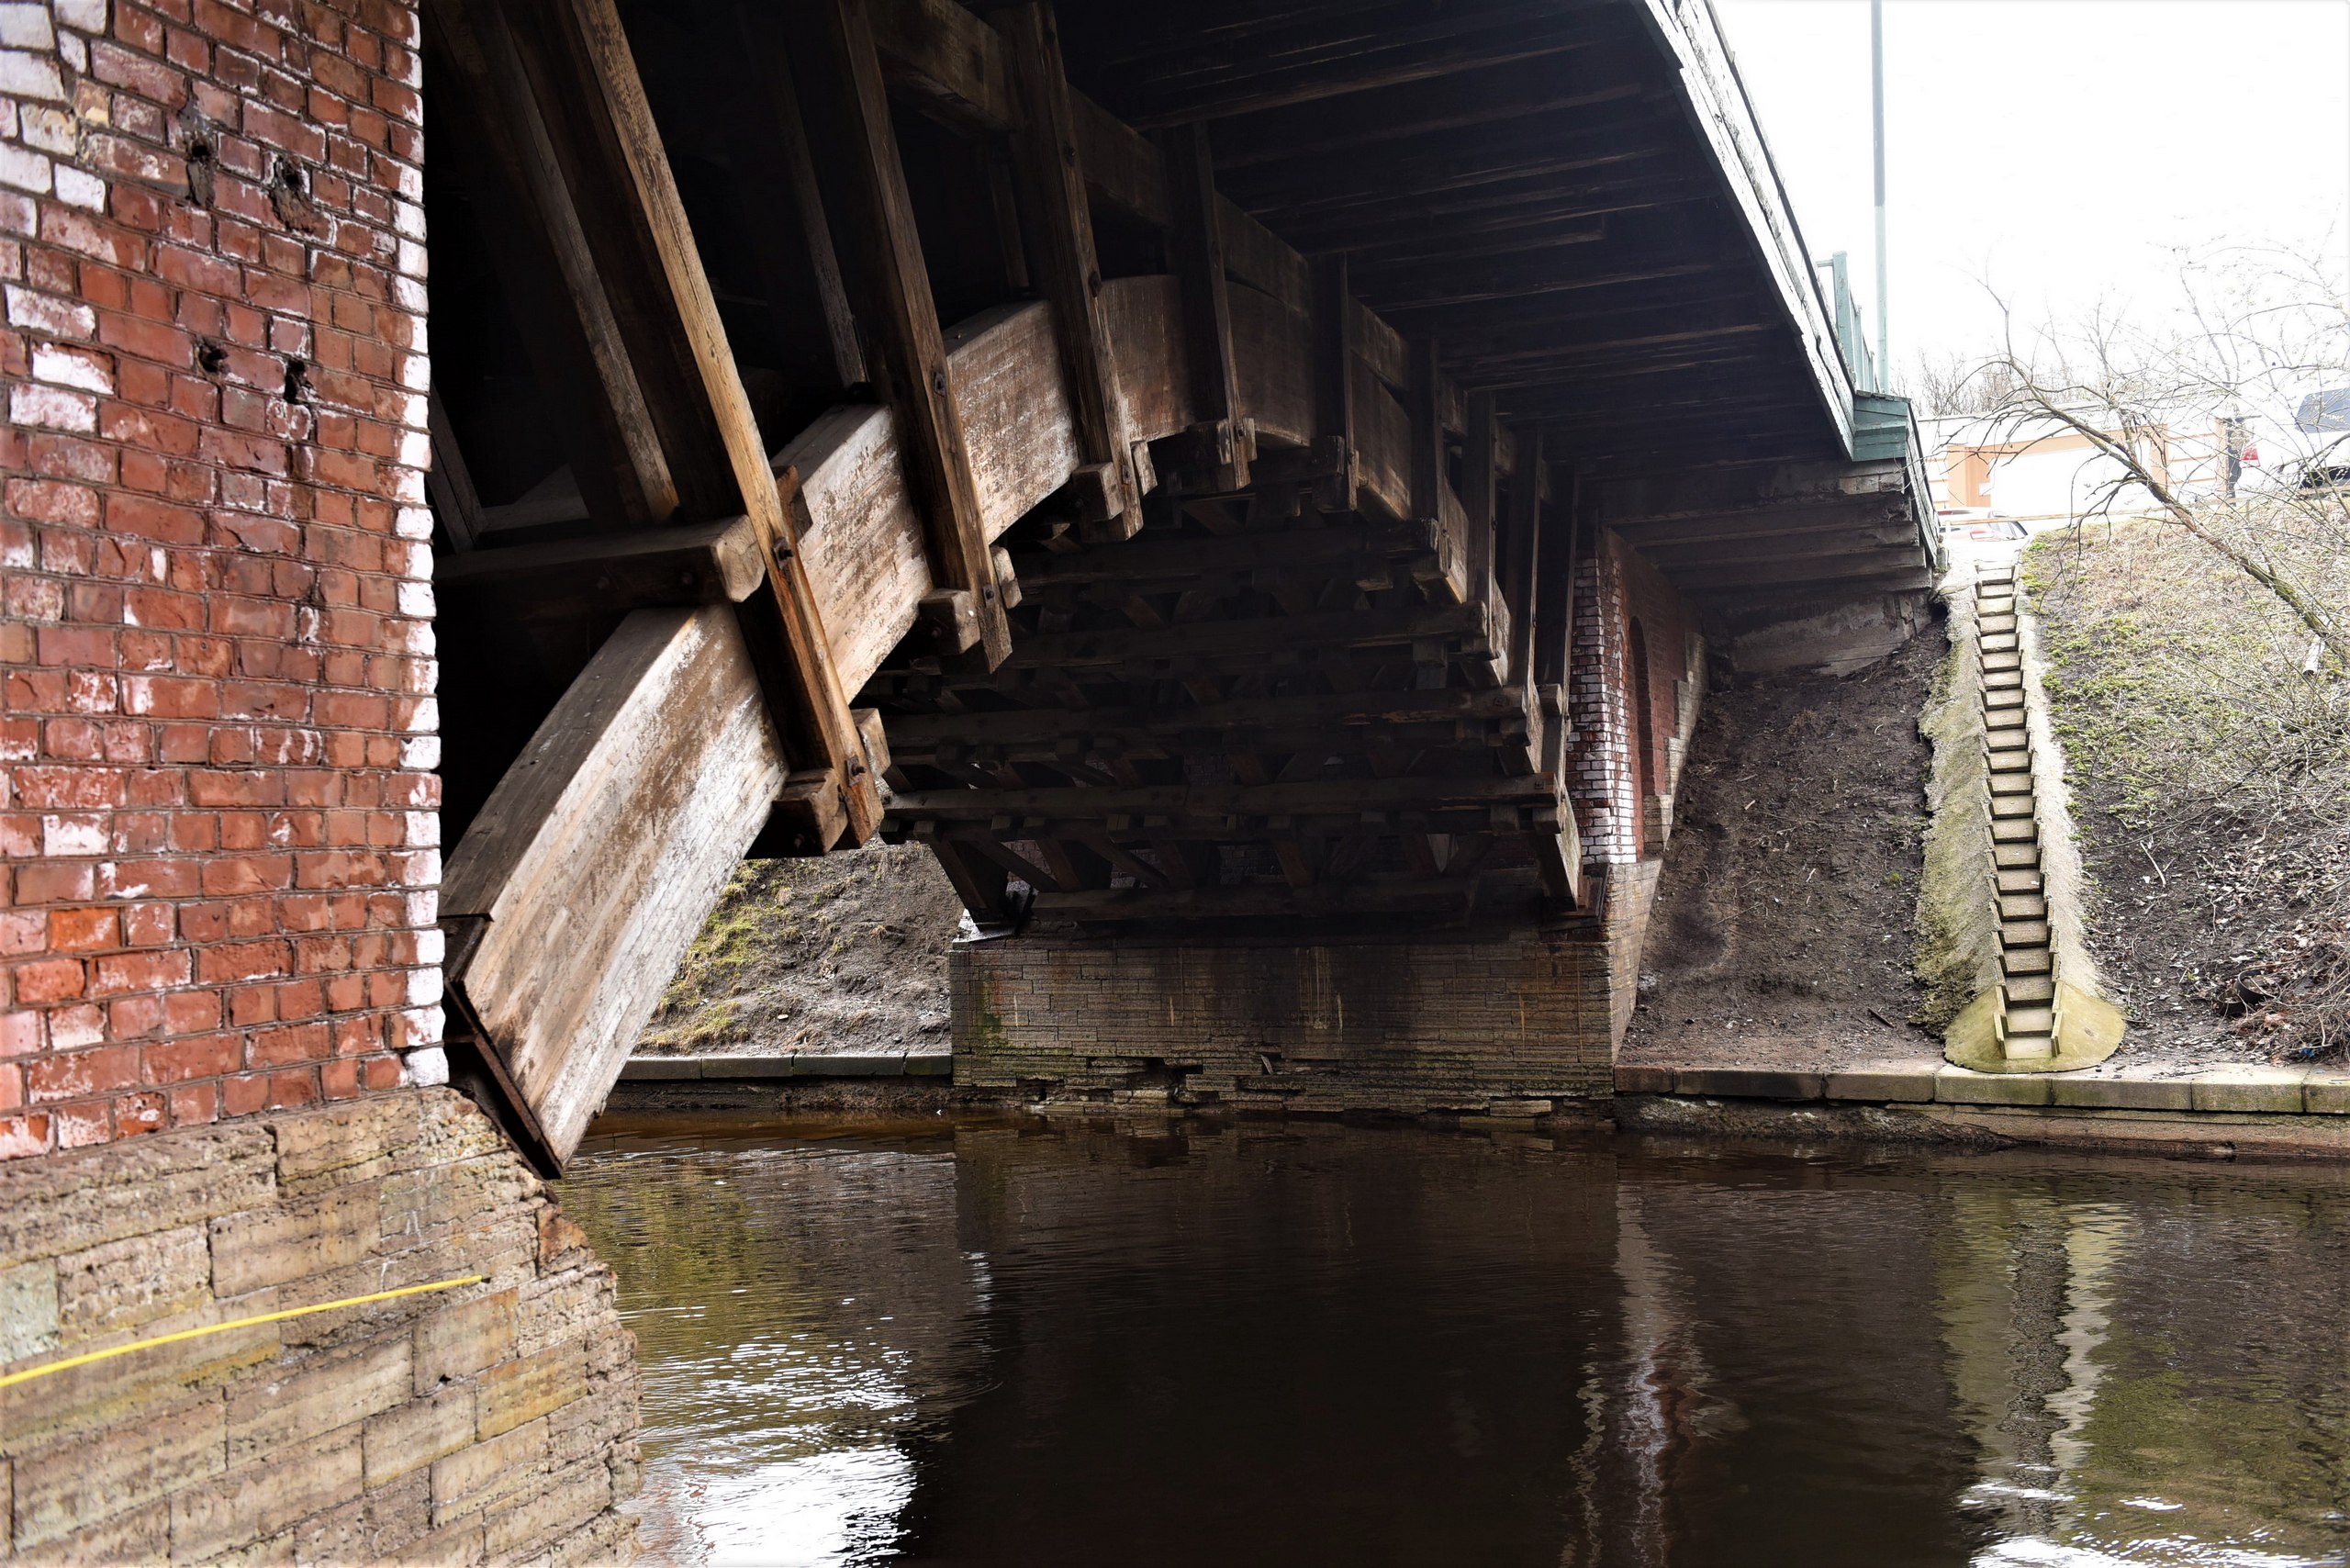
[
  {"left": 781, "top": 281, "right": 1196, "bottom": 697},
  {"left": 1312, "top": 255, "right": 1360, "bottom": 512},
  {"left": 1158, "top": 121, "right": 1251, "bottom": 490},
  {"left": 1030, "top": 880, "right": 1478, "bottom": 922},
  {"left": 1071, "top": 90, "right": 1169, "bottom": 227},
  {"left": 999, "top": 3, "right": 1141, "bottom": 542},
  {"left": 1215, "top": 197, "right": 1313, "bottom": 316},
  {"left": 1002, "top": 601, "right": 1489, "bottom": 671},
  {"left": 885, "top": 773, "right": 1561, "bottom": 822},
  {"left": 867, "top": 0, "right": 1016, "bottom": 132},
  {"left": 435, "top": 515, "right": 768, "bottom": 621},
  {"left": 883, "top": 686, "right": 1533, "bottom": 749},
  {"left": 494, "top": 0, "right": 879, "bottom": 845},
  {"left": 1013, "top": 520, "right": 1421, "bottom": 588},
  {"left": 809, "top": 0, "right": 1012, "bottom": 667},
  {"left": 442, "top": 607, "right": 789, "bottom": 1167}
]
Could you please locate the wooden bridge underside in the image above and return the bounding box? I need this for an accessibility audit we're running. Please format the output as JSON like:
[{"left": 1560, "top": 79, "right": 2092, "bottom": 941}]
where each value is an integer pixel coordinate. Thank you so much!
[{"left": 420, "top": 0, "right": 1939, "bottom": 1166}]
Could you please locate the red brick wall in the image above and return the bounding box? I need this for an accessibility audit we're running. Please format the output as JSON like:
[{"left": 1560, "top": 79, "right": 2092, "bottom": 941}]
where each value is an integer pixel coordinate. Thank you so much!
[
  {"left": 0, "top": 0, "right": 436, "bottom": 1160},
  {"left": 1617, "top": 540, "right": 1695, "bottom": 858}
]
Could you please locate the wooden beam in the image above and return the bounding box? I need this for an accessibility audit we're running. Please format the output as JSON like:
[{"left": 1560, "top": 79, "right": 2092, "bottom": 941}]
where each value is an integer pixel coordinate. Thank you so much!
[
  {"left": 1501, "top": 423, "right": 1544, "bottom": 691},
  {"left": 425, "top": 388, "right": 482, "bottom": 553},
  {"left": 1462, "top": 390, "right": 1498, "bottom": 614},
  {"left": 883, "top": 681, "right": 1522, "bottom": 752},
  {"left": 435, "top": 515, "right": 767, "bottom": 621},
  {"left": 1409, "top": 329, "right": 1444, "bottom": 526},
  {"left": 1158, "top": 121, "right": 1250, "bottom": 491},
  {"left": 886, "top": 773, "right": 1561, "bottom": 823},
  {"left": 808, "top": 0, "right": 1013, "bottom": 667},
  {"left": 538, "top": 0, "right": 881, "bottom": 845},
  {"left": 442, "top": 608, "right": 791, "bottom": 1167},
  {"left": 1001, "top": 601, "right": 1488, "bottom": 671},
  {"left": 999, "top": 3, "right": 1141, "bottom": 543},
  {"left": 1030, "top": 880, "right": 1479, "bottom": 922},
  {"left": 1013, "top": 518, "right": 1422, "bottom": 587},
  {"left": 1312, "top": 254, "right": 1360, "bottom": 512}
]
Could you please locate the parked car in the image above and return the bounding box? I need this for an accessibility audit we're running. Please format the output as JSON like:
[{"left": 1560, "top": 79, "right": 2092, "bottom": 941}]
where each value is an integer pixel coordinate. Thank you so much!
[{"left": 1942, "top": 516, "right": 2028, "bottom": 543}]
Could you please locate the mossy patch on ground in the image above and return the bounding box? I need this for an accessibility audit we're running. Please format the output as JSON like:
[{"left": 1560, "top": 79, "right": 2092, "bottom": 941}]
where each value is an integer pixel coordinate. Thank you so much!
[{"left": 639, "top": 841, "right": 965, "bottom": 1058}]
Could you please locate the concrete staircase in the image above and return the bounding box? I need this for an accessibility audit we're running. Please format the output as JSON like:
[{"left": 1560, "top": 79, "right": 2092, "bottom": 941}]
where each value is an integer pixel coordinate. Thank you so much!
[
  {"left": 1975, "top": 568, "right": 2058, "bottom": 1061},
  {"left": 1936, "top": 562, "right": 2123, "bottom": 1074}
]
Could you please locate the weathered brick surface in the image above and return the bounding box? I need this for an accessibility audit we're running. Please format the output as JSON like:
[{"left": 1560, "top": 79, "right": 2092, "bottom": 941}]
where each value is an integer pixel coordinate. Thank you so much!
[
  {"left": 0, "top": 1090, "right": 638, "bottom": 1562},
  {"left": 0, "top": 0, "right": 443, "bottom": 1163},
  {"left": 953, "top": 908, "right": 1638, "bottom": 1111}
]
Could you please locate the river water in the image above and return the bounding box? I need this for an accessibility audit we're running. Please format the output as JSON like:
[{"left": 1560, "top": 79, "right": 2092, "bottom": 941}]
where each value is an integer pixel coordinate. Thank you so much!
[{"left": 561, "top": 1116, "right": 2350, "bottom": 1567}]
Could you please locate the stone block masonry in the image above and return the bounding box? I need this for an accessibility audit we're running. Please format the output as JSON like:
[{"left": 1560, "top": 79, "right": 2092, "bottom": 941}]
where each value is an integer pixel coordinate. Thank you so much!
[
  {"left": 0, "top": 0, "right": 442, "bottom": 1161},
  {"left": 0, "top": 1089, "right": 639, "bottom": 1562}
]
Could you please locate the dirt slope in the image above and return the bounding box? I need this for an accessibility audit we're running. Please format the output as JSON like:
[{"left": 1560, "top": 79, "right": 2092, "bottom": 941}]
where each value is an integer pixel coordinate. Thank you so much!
[
  {"left": 1621, "top": 628, "right": 1939, "bottom": 1070},
  {"left": 636, "top": 842, "right": 963, "bottom": 1058},
  {"left": 2028, "top": 523, "right": 2348, "bottom": 1062}
]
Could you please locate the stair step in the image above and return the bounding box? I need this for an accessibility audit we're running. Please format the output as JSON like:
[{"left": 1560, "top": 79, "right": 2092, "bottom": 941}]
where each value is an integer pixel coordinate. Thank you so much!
[
  {"left": 1988, "top": 774, "right": 2034, "bottom": 796},
  {"left": 1984, "top": 689, "right": 2025, "bottom": 710},
  {"left": 1991, "top": 799, "right": 2035, "bottom": 823},
  {"left": 2002, "top": 1033, "right": 2056, "bottom": 1060},
  {"left": 2004, "top": 973, "right": 2054, "bottom": 1003},
  {"left": 1979, "top": 614, "right": 2019, "bottom": 634},
  {"left": 2004, "top": 1005, "right": 2056, "bottom": 1036},
  {"left": 2001, "top": 919, "right": 2053, "bottom": 947},
  {"left": 2003, "top": 946, "right": 2053, "bottom": 976},
  {"left": 1982, "top": 633, "right": 2020, "bottom": 653},
  {"left": 1991, "top": 818, "right": 2039, "bottom": 845},
  {"left": 1999, "top": 893, "right": 2049, "bottom": 920},
  {"left": 1983, "top": 670, "right": 2024, "bottom": 690},
  {"left": 1994, "top": 843, "right": 2042, "bottom": 869},
  {"left": 1982, "top": 651, "right": 2023, "bottom": 672}
]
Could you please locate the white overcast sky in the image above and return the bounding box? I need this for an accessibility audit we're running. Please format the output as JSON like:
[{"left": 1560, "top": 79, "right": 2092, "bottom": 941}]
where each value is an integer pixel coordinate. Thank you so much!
[{"left": 1711, "top": 0, "right": 2350, "bottom": 375}]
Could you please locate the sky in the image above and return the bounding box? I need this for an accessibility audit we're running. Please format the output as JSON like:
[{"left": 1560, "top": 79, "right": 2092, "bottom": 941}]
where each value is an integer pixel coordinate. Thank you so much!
[{"left": 1710, "top": 0, "right": 2350, "bottom": 382}]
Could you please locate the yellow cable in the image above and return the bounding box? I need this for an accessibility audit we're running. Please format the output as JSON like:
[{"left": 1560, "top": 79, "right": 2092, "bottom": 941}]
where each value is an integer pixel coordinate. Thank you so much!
[{"left": 0, "top": 1273, "right": 488, "bottom": 1392}]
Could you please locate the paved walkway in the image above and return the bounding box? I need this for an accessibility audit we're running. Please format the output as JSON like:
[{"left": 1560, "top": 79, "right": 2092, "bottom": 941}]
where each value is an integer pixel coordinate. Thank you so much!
[{"left": 1617, "top": 1057, "right": 2344, "bottom": 1114}]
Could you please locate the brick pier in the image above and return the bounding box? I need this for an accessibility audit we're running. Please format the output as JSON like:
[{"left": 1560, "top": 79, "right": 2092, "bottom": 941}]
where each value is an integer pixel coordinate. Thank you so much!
[{"left": 0, "top": 2, "right": 636, "bottom": 1558}]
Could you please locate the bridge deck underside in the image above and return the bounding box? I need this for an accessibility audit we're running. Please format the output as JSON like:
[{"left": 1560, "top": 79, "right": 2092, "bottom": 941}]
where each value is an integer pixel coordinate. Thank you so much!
[{"left": 420, "top": 0, "right": 1937, "bottom": 1160}]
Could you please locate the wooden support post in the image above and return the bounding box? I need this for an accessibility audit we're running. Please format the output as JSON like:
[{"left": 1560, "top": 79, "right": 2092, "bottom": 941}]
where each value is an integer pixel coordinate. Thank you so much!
[
  {"left": 492, "top": 0, "right": 882, "bottom": 848},
  {"left": 1462, "top": 390, "right": 1498, "bottom": 611},
  {"left": 1501, "top": 423, "right": 1545, "bottom": 691},
  {"left": 1158, "top": 121, "right": 1251, "bottom": 492},
  {"left": 1410, "top": 329, "right": 1444, "bottom": 529},
  {"left": 999, "top": 2, "right": 1142, "bottom": 543},
  {"left": 912, "top": 823, "right": 1030, "bottom": 928},
  {"left": 1311, "top": 254, "right": 1360, "bottom": 513},
  {"left": 808, "top": 0, "right": 1013, "bottom": 667}
]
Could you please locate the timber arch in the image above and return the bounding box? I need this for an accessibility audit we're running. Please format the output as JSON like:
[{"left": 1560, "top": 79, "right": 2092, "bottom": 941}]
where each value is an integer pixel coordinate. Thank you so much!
[{"left": 421, "top": 0, "right": 1942, "bottom": 1162}]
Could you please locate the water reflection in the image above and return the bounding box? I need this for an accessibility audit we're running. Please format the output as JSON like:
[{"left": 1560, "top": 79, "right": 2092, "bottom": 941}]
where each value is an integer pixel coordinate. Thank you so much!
[{"left": 559, "top": 1119, "right": 2350, "bottom": 1567}]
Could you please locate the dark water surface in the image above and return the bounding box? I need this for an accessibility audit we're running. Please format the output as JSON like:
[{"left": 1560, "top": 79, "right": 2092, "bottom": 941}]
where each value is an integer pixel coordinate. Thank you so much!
[{"left": 560, "top": 1117, "right": 2350, "bottom": 1567}]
